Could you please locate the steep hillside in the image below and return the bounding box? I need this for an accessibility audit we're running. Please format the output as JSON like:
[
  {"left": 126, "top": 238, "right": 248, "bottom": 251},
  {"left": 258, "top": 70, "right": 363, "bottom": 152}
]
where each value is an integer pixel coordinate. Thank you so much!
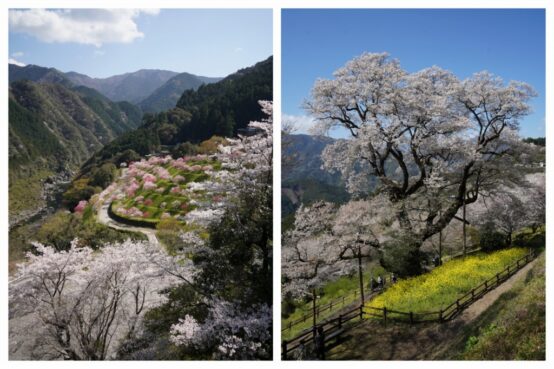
[
  {"left": 323, "top": 251, "right": 545, "bottom": 360},
  {"left": 139, "top": 73, "right": 221, "bottom": 113},
  {"left": 9, "top": 80, "right": 142, "bottom": 224},
  {"left": 65, "top": 69, "right": 179, "bottom": 103},
  {"left": 67, "top": 56, "right": 273, "bottom": 208}
]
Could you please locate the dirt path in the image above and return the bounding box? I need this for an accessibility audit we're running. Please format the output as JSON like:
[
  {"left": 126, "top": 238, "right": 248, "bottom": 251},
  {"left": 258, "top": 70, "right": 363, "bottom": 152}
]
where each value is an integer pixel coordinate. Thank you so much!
[
  {"left": 326, "top": 257, "right": 539, "bottom": 360},
  {"left": 95, "top": 173, "right": 160, "bottom": 247},
  {"left": 457, "top": 258, "right": 538, "bottom": 323},
  {"left": 97, "top": 199, "right": 159, "bottom": 247}
]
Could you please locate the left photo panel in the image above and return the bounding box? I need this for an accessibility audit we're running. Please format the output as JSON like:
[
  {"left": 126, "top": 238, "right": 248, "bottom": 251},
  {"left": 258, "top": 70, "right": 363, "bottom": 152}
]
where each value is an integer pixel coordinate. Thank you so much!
[{"left": 8, "top": 8, "right": 273, "bottom": 360}]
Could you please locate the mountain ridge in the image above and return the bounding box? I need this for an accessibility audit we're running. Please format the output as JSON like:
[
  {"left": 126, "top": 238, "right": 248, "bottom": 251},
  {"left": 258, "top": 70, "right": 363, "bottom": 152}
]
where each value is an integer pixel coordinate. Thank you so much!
[{"left": 9, "top": 63, "right": 221, "bottom": 106}]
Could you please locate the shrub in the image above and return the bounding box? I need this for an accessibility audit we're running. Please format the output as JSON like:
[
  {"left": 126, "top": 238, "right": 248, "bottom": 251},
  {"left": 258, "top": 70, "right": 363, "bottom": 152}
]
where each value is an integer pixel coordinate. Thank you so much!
[
  {"left": 513, "top": 230, "right": 545, "bottom": 250},
  {"left": 479, "top": 222, "right": 507, "bottom": 251},
  {"left": 380, "top": 233, "right": 423, "bottom": 277}
]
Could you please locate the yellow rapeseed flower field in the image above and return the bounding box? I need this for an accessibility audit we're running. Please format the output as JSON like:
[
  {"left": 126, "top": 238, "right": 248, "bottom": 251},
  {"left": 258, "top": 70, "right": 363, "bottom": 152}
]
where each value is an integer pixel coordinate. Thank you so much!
[{"left": 366, "top": 248, "right": 528, "bottom": 314}]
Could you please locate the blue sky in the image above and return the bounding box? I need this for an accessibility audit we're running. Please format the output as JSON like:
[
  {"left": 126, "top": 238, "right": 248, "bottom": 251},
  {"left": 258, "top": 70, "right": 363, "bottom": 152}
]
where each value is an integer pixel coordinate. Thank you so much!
[
  {"left": 282, "top": 9, "right": 545, "bottom": 138},
  {"left": 9, "top": 9, "right": 272, "bottom": 78}
]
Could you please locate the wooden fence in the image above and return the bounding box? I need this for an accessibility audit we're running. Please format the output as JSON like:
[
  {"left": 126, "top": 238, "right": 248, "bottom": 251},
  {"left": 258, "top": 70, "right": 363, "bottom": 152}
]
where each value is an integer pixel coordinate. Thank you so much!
[
  {"left": 282, "top": 305, "right": 364, "bottom": 360},
  {"left": 282, "top": 250, "right": 536, "bottom": 359},
  {"left": 281, "top": 274, "right": 394, "bottom": 334}
]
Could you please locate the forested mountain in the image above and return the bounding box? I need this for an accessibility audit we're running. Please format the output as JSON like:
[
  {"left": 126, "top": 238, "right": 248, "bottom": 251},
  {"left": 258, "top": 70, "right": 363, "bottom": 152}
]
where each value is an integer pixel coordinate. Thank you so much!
[
  {"left": 282, "top": 134, "right": 350, "bottom": 217},
  {"left": 10, "top": 63, "right": 223, "bottom": 111},
  {"left": 9, "top": 79, "right": 142, "bottom": 223},
  {"left": 64, "top": 69, "right": 179, "bottom": 103},
  {"left": 9, "top": 63, "right": 73, "bottom": 87},
  {"left": 81, "top": 57, "right": 273, "bottom": 168},
  {"left": 139, "top": 72, "right": 221, "bottom": 113},
  {"left": 175, "top": 56, "right": 273, "bottom": 140},
  {"left": 66, "top": 56, "right": 273, "bottom": 208}
]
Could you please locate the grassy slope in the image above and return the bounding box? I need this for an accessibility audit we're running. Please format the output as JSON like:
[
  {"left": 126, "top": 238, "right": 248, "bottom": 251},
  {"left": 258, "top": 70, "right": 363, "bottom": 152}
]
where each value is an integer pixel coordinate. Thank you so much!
[
  {"left": 282, "top": 263, "right": 387, "bottom": 340},
  {"left": 326, "top": 251, "right": 544, "bottom": 360},
  {"left": 457, "top": 252, "right": 545, "bottom": 360}
]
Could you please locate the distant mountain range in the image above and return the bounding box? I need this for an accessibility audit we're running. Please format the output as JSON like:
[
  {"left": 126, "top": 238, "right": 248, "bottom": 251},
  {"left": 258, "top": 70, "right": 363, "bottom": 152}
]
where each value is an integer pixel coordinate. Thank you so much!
[
  {"left": 9, "top": 63, "right": 221, "bottom": 112},
  {"left": 8, "top": 57, "right": 269, "bottom": 222},
  {"left": 282, "top": 134, "right": 350, "bottom": 217},
  {"left": 139, "top": 72, "right": 221, "bottom": 113}
]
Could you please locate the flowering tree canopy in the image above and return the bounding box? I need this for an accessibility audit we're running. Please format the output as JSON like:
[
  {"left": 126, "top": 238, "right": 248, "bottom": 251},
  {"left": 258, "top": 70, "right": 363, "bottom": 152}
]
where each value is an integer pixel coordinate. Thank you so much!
[
  {"left": 9, "top": 240, "right": 194, "bottom": 360},
  {"left": 305, "top": 52, "right": 536, "bottom": 247},
  {"left": 170, "top": 300, "right": 271, "bottom": 359}
]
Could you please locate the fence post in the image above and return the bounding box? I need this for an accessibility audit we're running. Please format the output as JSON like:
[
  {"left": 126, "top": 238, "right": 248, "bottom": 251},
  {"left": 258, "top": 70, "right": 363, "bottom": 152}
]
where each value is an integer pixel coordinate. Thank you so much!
[
  {"left": 338, "top": 314, "right": 343, "bottom": 329},
  {"left": 282, "top": 340, "right": 288, "bottom": 360},
  {"left": 383, "top": 307, "right": 387, "bottom": 324},
  {"left": 456, "top": 299, "right": 460, "bottom": 310},
  {"left": 330, "top": 301, "right": 333, "bottom": 310},
  {"left": 359, "top": 305, "right": 363, "bottom": 320},
  {"left": 342, "top": 296, "right": 345, "bottom": 306},
  {"left": 439, "top": 309, "right": 443, "bottom": 323},
  {"left": 516, "top": 259, "right": 520, "bottom": 268},
  {"left": 289, "top": 321, "right": 292, "bottom": 331},
  {"left": 410, "top": 311, "right": 414, "bottom": 325},
  {"left": 471, "top": 289, "right": 474, "bottom": 298},
  {"left": 484, "top": 280, "right": 488, "bottom": 290},
  {"left": 496, "top": 273, "right": 500, "bottom": 284}
]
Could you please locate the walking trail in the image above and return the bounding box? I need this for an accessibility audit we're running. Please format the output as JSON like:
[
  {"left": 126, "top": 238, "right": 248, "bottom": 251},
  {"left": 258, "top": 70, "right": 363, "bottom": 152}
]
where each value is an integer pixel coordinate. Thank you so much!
[
  {"left": 326, "top": 257, "right": 539, "bottom": 360},
  {"left": 95, "top": 170, "right": 159, "bottom": 247}
]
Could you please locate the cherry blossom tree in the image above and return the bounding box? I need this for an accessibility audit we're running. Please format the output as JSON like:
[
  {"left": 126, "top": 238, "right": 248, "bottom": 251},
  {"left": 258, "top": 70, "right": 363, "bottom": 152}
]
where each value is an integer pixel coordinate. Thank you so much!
[
  {"left": 304, "top": 52, "right": 537, "bottom": 251},
  {"left": 282, "top": 196, "right": 391, "bottom": 296},
  {"left": 170, "top": 300, "right": 271, "bottom": 359},
  {"left": 9, "top": 239, "right": 194, "bottom": 360},
  {"left": 471, "top": 172, "right": 545, "bottom": 244}
]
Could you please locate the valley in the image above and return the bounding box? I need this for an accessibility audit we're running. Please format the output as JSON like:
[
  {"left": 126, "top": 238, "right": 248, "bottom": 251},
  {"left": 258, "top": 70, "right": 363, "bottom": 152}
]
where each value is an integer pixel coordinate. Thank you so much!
[{"left": 8, "top": 53, "right": 274, "bottom": 360}]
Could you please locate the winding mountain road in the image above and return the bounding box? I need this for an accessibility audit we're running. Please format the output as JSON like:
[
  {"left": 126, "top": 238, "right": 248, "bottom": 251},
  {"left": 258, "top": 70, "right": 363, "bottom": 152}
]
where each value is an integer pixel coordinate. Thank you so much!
[
  {"left": 95, "top": 168, "right": 160, "bottom": 247},
  {"left": 96, "top": 199, "right": 159, "bottom": 247}
]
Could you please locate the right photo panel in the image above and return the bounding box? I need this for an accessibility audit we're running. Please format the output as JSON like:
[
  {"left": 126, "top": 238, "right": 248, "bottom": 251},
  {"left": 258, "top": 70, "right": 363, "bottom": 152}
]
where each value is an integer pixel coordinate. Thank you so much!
[{"left": 281, "top": 9, "right": 545, "bottom": 360}]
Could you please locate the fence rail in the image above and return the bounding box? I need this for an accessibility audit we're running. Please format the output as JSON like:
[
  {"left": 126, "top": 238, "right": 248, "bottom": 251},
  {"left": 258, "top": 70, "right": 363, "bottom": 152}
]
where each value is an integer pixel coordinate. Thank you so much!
[
  {"left": 282, "top": 275, "right": 394, "bottom": 334},
  {"left": 283, "top": 248, "right": 483, "bottom": 334},
  {"left": 282, "top": 250, "right": 536, "bottom": 359}
]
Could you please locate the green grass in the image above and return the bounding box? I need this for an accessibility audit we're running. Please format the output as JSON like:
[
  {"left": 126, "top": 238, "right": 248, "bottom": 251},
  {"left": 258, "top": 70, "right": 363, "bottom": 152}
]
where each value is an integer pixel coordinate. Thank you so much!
[
  {"left": 461, "top": 252, "right": 545, "bottom": 360},
  {"left": 282, "top": 263, "right": 387, "bottom": 340},
  {"left": 9, "top": 169, "right": 53, "bottom": 217},
  {"left": 366, "top": 247, "right": 529, "bottom": 314}
]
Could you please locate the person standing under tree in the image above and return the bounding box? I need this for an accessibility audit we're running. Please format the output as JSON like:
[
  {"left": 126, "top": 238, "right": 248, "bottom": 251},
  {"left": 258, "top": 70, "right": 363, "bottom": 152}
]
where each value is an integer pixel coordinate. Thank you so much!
[{"left": 315, "top": 326, "right": 326, "bottom": 360}]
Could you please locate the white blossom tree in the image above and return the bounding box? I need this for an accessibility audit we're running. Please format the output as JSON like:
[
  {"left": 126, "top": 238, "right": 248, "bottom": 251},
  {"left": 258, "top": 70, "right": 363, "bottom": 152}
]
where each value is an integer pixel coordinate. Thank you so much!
[
  {"left": 9, "top": 239, "right": 194, "bottom": 360},
  {"left": 282, "top": 196, "right": 391, "bottom": 296},
  {"left": 304, "top": 52, "right": 536, "bottom": 251},
  {"left": 470, "top": 172, "right": 545, "bottom": 243},
  {"left": 170, "top": 300, "right": 271, "bottom": 359}
]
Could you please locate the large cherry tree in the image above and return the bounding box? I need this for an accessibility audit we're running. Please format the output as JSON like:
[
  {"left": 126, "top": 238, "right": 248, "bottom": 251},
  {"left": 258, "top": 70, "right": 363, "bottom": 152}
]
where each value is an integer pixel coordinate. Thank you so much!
[{"left": 305, "top": 52, "right": 536, "bottom": 251}]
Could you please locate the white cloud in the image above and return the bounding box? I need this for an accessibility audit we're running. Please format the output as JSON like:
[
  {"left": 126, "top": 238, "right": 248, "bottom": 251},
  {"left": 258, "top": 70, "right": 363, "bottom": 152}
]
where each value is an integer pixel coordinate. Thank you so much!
[
  {"left": 9, "top": 58, "right": 26, "bottom": 67},
  {"left": 11, "top": 51, "right": 24, "bottom": 57},
  {"left": 234, "top": 47, "right": 244, "bottom": 53},
  {"left": 93, "top": 49, "right": 106, "bottom": 56},
  {"left": 282, "top": 114, "right": 317, "bottom": 135},
  {"left": 9, "top": 9, "right": 159, "bottom": 47}
]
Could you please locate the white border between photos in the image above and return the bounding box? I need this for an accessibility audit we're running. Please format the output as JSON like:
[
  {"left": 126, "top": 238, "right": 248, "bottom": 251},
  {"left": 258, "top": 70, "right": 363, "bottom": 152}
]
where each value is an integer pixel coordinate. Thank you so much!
[{"left": 0, "top": 0, "right": 552, "bottom": 368}]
